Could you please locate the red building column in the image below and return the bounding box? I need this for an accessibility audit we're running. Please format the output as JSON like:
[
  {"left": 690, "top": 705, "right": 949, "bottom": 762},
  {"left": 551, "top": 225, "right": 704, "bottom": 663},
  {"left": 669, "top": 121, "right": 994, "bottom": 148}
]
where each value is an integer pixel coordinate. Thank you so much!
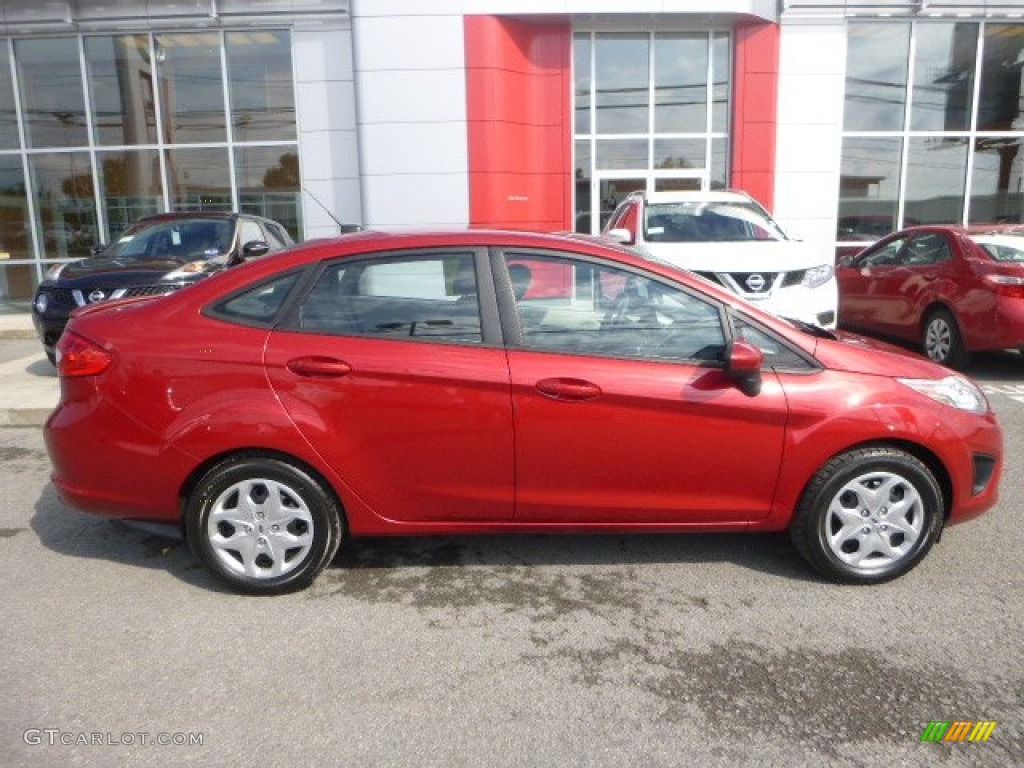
[
  {"left": 464, "top": 16, "right": 572, "bottom": 231},
  {"left": 731, "top": 22, "right": 780, "bottom": 211}
]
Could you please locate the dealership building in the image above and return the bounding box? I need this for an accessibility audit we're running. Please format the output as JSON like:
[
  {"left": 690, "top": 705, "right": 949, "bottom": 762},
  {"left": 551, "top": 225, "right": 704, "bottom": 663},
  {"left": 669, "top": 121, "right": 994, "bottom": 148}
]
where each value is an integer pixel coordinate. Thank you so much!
[{"left": 0, "top": 0, "right": 1021, "bottom": 308}]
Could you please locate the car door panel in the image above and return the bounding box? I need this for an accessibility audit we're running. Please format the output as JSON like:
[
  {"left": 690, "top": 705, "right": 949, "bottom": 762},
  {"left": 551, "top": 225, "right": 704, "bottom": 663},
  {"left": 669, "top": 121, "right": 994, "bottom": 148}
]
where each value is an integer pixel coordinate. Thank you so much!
[
  {"left": 509, "top": 351, "right": 788, "bottom": 523},
  {"left": 838, "top": 237, "right": 907, "bottom": 333},
  {"left": 264, "top": 249, "right": 514, "bottom": 524},
  {"left": 265, "top": 333, "right": 514, "bottom": 523}
]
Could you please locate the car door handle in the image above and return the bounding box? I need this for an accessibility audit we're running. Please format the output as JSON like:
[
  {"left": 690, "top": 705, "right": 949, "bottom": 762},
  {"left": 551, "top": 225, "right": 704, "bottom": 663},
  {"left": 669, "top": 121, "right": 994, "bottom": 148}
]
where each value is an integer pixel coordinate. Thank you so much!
[
  {"left": 287, "top": 356, "right": 352, "bottom": 378},
  {"left": 535, "top": 377, "right": 602, "bottom": 401}
]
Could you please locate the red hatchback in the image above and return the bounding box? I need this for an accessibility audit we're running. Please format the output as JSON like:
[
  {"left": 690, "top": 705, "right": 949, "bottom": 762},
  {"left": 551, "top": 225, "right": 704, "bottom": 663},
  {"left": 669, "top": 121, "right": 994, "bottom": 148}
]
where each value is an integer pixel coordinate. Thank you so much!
[
  {"left": 837, "top": 224, "right": 1024, "bottom": 368},
  {"left": 45, "top": 230, "right": 1002, "bottom": 593}
]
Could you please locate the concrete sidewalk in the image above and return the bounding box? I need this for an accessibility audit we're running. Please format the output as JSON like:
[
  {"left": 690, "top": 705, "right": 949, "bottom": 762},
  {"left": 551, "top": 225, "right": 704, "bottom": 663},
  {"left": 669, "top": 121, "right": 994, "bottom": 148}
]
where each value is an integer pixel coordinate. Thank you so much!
[{"left": 0, "top": 312, "right": 58, "bottom": 426}]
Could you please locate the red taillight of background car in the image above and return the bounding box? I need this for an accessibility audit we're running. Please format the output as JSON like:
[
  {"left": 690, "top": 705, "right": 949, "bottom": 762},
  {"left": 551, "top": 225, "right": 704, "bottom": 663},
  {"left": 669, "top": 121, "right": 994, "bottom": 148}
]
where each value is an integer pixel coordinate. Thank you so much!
[
  {"left": 56, "top": 331, "right": 112, "bottom": 377},
  {"left": 983, "top": 273, "right": 1024, "bottom": 299}
]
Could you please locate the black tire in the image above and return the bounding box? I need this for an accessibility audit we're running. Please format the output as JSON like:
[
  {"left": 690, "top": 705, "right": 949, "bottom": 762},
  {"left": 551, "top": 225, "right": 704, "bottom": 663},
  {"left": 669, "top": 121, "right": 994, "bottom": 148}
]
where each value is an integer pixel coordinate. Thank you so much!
[
  {"left": 922, "top": 308, "right": 970, "bottom": 369},
  {"left": 790, "top": 446, "right": 943, "bottom": 585},
  {"left": 45, "top": 349, "right": 56, "bottom": 367},
  {"left": 186, "top": 455, "right": 343, "bottom": 595}
]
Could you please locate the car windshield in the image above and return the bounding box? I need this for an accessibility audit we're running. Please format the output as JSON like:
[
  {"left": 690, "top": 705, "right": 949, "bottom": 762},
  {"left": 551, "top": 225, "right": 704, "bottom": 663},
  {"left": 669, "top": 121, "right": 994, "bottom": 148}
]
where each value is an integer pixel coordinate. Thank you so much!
[
  {"left": 101, "top": 218, "right": 234, "bottom": 263},
  {"left": 644, "top": 201, "right": 788, "bottom": 243},
  {"left": 972, "top": 234, "right": 1024, "bottom": 263}
]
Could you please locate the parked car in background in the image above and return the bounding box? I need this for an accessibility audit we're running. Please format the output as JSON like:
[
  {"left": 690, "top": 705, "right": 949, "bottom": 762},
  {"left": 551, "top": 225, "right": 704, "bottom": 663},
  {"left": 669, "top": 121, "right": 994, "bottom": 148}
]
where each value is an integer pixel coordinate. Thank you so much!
[
  {"left": 32, "top": 212, "right": 294, "bottom": 363},
  {"left": 603, "top": 190, "right": 838, "bottom": 329},
  {"left": 45, "top": 229, "right": 1001, "bottom": 594},
  {"left": 836, "top": 224, "right": 1024, "bottom": 369},
  {"left": 834, "top": 215, "right": 920, "bottom": 262}
]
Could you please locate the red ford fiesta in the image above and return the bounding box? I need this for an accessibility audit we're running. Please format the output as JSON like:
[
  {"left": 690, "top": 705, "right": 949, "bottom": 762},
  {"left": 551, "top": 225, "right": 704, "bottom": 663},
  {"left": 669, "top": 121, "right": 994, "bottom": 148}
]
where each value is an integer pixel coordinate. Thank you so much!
[{"left": 45, "top": 229, "right": 1002, "bottom": 594}]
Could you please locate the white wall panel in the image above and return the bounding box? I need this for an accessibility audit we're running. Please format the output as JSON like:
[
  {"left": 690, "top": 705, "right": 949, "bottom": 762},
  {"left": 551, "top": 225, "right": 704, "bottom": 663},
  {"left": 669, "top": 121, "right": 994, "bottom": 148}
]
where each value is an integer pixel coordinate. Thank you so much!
[
  {"left": 778, "top": 23, "right": 846, "bottom": 76},
  {"left": 361, "top": 174, "right": 471, "bottom": 228},
  {"left": 353, "top": 15, "right": 466, "bottom": 71},
  {"left": 351, "top": 3, "right": 469, "bottom": 227},
  {"left": 776, "top": 124, "right": 842, "bottom": 175},
  {"left": 360, "top": 123, "right": 469, "bottom": 176},
  {"left": 294, "top": 25, "right": 363, "bottom": 235},
  {"left": 774, "top": 21, "right": 848, "bottom": 257},
  {"left": 295, "top": 80, "right": 358, "bottom": 133},
  {"left": 777, "top": 74, "right": 845, "bottom": 127},
  {"left": 356, "top": 69, "right": 467, "bottom": 125},
  {"left": 301, "top": 130, "right": 361, "bottom": 180},
  {"left": 463, "top": 0, "right": 776, "bottom": 17},
  {"left": 353, "top": 0, "right": 464, "bottom": 16},
  {"left": 293, "top": 27, "right": 354, "bottom": 82}
]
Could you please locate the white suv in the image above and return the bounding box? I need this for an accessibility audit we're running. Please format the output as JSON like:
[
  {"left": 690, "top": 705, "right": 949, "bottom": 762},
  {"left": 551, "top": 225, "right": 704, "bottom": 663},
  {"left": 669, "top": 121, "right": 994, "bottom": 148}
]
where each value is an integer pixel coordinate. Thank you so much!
[{"left": 604, "top": 190, "right": 837, "bottom": 329}]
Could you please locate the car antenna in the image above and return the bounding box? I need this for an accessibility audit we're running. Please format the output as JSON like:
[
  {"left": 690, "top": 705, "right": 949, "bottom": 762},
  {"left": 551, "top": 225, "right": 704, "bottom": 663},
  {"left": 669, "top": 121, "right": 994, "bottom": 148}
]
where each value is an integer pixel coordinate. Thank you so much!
[{"left": 301, "top": 185, "right": 363, "bottom": 234}]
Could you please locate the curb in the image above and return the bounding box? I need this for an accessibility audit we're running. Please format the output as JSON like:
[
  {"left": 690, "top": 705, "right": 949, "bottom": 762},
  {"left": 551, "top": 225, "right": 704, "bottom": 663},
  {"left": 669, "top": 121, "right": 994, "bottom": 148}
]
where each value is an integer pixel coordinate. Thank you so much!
[
  {"left": 0, "top": 329, "right": 37, "bottom": 340},
  {"left": 0, "top": 409, "right": 51, "bottom": 427}
]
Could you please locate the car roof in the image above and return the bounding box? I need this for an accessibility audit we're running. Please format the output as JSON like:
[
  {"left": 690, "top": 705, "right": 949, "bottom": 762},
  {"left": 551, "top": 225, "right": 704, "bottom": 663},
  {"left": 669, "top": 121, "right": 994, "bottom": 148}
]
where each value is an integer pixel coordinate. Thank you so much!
[
  {"left": 131, "top": 211, "right": 288, "bottom": 227},
  {"left": 137, "top": 212, "right": 241, "bottom": 223},
  {"left": 195, "top": 228, "right": 668, "bottom": 287},
  {"left": 966, "top": 223, "right": 1024, "bottom": 237},
  {"left": 176, "top": 226, "right": 821, "bottom": 358},
  {"left": 639, "top": 190, "right": 756, "bottom": 206}
]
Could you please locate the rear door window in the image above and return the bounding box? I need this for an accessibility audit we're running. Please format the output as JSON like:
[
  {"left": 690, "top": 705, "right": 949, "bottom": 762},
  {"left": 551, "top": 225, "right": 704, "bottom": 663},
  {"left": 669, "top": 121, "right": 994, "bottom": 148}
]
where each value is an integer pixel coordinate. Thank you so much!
[{"left": 299, "top": 252, "right": 483, "bottom": 344}]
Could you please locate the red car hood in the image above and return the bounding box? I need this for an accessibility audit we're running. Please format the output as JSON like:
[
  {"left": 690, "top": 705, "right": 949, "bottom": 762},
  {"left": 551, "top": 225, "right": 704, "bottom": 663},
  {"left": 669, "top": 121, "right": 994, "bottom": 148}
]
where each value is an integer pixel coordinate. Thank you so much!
[{"left": 812, "top": 331, "right": 951, "bottom": 379}]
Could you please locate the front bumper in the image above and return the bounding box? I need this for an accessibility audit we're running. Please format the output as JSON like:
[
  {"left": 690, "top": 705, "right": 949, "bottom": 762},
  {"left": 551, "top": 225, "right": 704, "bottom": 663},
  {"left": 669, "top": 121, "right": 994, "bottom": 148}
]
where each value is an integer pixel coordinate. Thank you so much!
[
  {"left": 31, "top": 306, "right": 71, "bottom": 357},
  {"left": 741, "top": 278, "right": 839, "bottom": 329}
]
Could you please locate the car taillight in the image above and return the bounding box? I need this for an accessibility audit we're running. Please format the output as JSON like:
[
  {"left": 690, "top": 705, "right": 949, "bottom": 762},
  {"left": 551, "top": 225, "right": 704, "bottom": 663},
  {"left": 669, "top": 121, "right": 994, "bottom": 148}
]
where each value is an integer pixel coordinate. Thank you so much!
[
  {"left": 57, "top": 331, "right": 112, "bottom": 377},
  {"left": 983, "top": 273, "right": 1024, "bottom": 298}
]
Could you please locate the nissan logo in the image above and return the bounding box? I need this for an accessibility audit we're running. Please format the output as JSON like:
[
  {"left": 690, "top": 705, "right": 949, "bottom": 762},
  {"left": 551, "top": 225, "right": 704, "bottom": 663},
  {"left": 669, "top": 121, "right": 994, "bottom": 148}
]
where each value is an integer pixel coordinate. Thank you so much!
[
  {"left": 88, "top": 289, "right": 106, "bottom": 303},
  {"left": 745, "top": 274, "right": 767, "bottom": 292}
]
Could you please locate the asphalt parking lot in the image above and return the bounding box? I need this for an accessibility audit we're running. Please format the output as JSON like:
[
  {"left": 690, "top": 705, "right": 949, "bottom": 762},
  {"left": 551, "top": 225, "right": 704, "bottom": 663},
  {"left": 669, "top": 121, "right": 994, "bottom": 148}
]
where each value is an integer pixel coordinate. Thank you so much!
[{"left": 0, "top": 341, "right": 1021, "bottom": 768}]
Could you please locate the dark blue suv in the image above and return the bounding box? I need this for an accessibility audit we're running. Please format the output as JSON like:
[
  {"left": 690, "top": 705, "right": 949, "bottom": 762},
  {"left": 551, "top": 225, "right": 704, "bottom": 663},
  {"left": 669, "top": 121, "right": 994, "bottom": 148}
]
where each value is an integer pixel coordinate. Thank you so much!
[{"left": 32, "top": 212, "right": 293, "bottom": 363}]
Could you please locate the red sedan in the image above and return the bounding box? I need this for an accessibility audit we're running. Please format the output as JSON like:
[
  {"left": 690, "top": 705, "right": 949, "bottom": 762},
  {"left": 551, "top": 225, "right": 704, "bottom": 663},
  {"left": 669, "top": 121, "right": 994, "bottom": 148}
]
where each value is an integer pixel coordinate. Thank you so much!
[
  {"left": 45, "top": 229, "right": 1002, "bottom": 593},
  {"left": 837, "top": 224, "right": 1024, "bottom": 368}
]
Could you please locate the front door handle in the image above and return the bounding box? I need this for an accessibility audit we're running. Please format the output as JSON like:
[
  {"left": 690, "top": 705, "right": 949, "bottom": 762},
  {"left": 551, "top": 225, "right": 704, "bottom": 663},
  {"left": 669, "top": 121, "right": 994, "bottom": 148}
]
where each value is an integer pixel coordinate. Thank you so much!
[
  {"left": 287, "top": 356, "right": 352, "bottom": 378},
  {"left": 536, "top": 377, "right": 602, "bottom": 401}
]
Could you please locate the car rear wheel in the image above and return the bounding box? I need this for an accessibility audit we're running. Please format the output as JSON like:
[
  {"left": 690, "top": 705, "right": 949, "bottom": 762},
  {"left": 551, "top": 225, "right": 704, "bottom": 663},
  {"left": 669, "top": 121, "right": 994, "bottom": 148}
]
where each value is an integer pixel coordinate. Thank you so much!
[
  {"left": 790, "top": 446, "right": 943, "bottom": 584},
  {"left": 923, "top": 309, "right": 970, "bottom": 369},
  {"left": 186, "top": 455, "right": 342, "bottom": 594}
]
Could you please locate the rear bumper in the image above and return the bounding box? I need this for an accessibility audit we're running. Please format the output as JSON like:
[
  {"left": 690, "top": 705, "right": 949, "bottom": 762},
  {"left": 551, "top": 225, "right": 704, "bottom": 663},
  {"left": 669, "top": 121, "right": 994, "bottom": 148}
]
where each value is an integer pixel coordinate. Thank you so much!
[{"left": 44, "top": 382, "right": 194, "bottom": 523}]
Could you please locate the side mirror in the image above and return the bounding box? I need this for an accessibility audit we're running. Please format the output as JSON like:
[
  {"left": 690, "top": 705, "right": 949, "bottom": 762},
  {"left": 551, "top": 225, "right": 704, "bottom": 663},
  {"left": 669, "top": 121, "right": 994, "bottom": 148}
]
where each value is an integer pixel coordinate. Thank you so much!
[
  {"left": 239, "top": 240, "right": 271, "bottom": 260},
  {"left": 89, "top": 243, "right": 107, "bottom": 257},
  {"left": 606, "top": 228, "right": 635, "bottom": 246},
  {"left": 726, "top": 339, "right": 764, "bottom": 396}
]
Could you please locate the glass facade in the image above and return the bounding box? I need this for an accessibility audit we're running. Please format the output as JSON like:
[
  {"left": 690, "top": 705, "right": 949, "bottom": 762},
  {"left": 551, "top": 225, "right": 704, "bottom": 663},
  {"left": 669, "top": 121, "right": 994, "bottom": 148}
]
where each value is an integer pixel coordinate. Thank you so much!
[
  {"left": 573, "top": 31, "right": 731, "bottom": 234},
  {"left": 839, "top": 21, "right": 1024, "bottom": 248},
  {"left": 0, "top": 29, "right": 300, "bottom": 306}
]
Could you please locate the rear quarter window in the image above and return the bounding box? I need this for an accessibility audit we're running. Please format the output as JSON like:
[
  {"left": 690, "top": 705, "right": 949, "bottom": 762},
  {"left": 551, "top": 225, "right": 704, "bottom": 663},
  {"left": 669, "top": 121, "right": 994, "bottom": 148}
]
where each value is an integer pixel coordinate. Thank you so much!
[{"left": 210, "top": 272, "right": 301, "bottom": 325}]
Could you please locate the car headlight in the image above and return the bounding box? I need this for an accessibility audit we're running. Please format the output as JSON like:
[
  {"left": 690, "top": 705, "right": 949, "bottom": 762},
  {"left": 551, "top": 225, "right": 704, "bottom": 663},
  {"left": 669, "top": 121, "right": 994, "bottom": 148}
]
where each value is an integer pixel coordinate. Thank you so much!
[
  {"left": 898, "top": 375, "right": 989, "bottom": 414},
  {"left": 801, "top": 264, "right": 834, "bottom": 289},
  {"left": 34, "top": 292, "right": 48, "bottom": 313},
  {"left": 163, "top": 260, "right": 209, "bottom": 281}
]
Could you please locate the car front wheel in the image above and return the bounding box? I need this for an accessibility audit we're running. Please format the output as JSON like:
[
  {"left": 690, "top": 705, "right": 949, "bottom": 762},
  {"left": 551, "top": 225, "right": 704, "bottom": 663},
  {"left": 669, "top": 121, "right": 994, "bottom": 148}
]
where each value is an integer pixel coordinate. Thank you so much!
[
  {"left": 186, "top": 455, "right": 342, "bottom": 594},
  {"left": 790, "top": 447, "right": 943, "bottom": 584}
]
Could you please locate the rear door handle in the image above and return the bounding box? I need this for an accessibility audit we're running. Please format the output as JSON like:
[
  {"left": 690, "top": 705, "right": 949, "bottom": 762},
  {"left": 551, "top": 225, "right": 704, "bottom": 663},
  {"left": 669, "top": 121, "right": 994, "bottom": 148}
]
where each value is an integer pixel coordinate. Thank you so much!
[
  {"left": 535, "top": 377, "right": 601, "bottom": 401},
  {"left": 287, "top": 356, "right": 352, "bottom": 378}
]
